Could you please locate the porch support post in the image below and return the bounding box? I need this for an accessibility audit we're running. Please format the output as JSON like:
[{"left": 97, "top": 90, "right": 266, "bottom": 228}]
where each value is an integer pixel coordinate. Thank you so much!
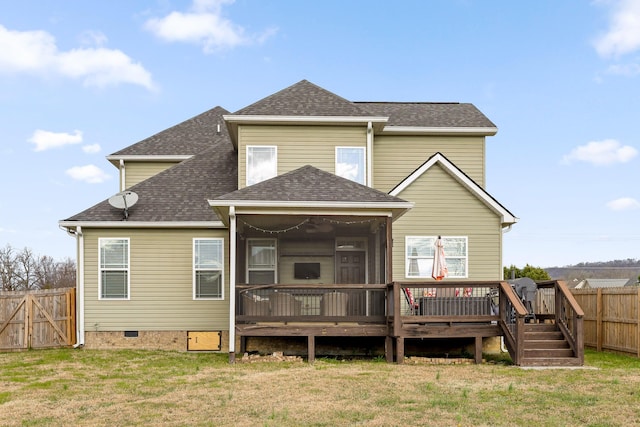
[
  {"left": 474, "top": 336, "right": 483, "bottom": 364},
  {"left": 385, "top": 336, "right": 394, "bottom": 363},
  {"left": 396, "top": 337, "right": 405, "bottom": 364},
  {"left": 228, "top": 206, "right": 237, "bottom": 363},
  {"left": 385, "top": 216, "right": 393, "bottom": 284},
  {"left": 308, "top": 335, "right": 315, "bottom": 364}
]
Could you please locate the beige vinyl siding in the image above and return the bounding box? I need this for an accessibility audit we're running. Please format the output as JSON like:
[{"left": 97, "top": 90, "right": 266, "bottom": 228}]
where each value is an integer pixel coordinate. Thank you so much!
[
  {"left": 124, "top": 161, "right": 180, "bottom": 189},
  {"left": 278, "top": 239, "right": 335, "bottom": 284},
  {"left": 373, "top": 135, "right": 486, "bottom": 193},
  {"left": 391, "top": 164, "right": 503, "bottom": 281},
  {"left": 82, "top": 228, "right": 229, "bottom": 331},
  {"left": 238, "top": 125, "right": 367, "bottom": 188}
]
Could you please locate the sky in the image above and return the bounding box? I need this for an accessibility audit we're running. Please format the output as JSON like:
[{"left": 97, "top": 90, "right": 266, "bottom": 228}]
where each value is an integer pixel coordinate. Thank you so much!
[{"left": 0, "top": 0, "right": 638, "bottom": 268}]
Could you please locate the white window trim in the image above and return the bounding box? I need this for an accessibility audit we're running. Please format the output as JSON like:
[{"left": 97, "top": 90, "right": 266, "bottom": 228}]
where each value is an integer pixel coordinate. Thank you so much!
[
  {"left": 405, "top": 236, "right": 468, "bottom": 279},
  {"left": 193, "top": 238, "right": 225, "bottom": 300},
  {"left": 335, "top": 146, "right": 366, "bottom": 185},
  {"left": 246, "top": 145, "right": 277, "bottom": 187},
  {"left": 98, "top": 237, "right": 130, "bottom": 300},
  {"left": 246, "top": 238, "right": 278, "bottom": 284}
]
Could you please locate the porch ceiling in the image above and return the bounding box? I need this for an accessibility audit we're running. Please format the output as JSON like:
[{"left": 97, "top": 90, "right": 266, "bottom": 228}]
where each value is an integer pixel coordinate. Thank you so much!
[{"left": 237, "top": 214, "right": 384, "bottom": 238}]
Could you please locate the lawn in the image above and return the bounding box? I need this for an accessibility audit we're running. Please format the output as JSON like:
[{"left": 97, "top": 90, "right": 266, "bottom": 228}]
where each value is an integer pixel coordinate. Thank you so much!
[{"left": 1, "top": 349, "right": 639, "bottom": 427}]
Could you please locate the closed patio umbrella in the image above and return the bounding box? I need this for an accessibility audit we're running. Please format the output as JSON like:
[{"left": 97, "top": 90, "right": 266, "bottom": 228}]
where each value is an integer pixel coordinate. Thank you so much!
[{"left": 432, "top": 236, "right": 448, "bottom": 281}]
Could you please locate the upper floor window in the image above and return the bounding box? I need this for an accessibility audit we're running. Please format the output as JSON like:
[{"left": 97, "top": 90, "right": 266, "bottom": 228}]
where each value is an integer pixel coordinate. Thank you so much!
[
  {"left": 99, "top": 238, "right": 130, "bottom": 299},
  {"left": 406, "top": 236, "right": 468, "bottom": 279},
  {"left": 336, "top": 147, "right": 366, "bottom": 185},
  {"left": 247, "top": 146, "right": 277, "bottom": 186},
  {"left": 193, "top": 238, "right": 224, "bottom": 300}
]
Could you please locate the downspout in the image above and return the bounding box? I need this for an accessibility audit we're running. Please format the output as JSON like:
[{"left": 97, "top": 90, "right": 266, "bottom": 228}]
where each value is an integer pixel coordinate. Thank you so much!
[
  {"left": 63, "top": 226, "right": 84, "bottom": 347},
  {"left": 228, "top": 206, "right": 237, "bottom": 363},
  {"left": 367, "top": 121, "right": 373, "bottom": 187},
  {"left": 119, "top": 159, "right": 126, "bottom": 191},
  {"left": 500, "top": 223, "right": 512, "bottom": 353}
]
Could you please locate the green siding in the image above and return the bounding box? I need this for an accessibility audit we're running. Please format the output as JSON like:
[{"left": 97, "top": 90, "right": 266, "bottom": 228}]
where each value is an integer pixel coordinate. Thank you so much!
[
  {"left": 390, "top": 164, "right": 503, "bottom": 281},
  {"left": 238, "top": 125, "right": 367, "bottom": 188},
  {"left": 82, "top": 228, "right": 230, "bottom": 331},
  {"left": 124, "top": 161, "right": 179, "bottom": 189},
  {"left": 373, "top": 135, "right": 485, "bottom": 192}
]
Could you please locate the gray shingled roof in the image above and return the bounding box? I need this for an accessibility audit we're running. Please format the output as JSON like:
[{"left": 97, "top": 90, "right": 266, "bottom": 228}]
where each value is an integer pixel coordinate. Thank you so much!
[
  {"left": 233, "top": 80, "right": 373, "bottom": 117},
  {"left": 213, "top": 165, "right": 407, "bottom": 204},
  {"left": 111, "top": 106, "right": 230, "bottom": 156},
  {"left": 357, "top": 102, "right": 496, "bottom": 128},
  {"left": 63, "top": 80, "right": 497, "bottom": 225},
  {"left": 64, "top": 142, "right": 237, "bottom": 222}
]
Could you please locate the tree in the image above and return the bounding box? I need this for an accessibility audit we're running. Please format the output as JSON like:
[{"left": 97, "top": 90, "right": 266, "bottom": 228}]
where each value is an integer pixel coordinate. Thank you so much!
[
  {"left": 0, "top": 244, "right": 75, "bottom": 291},
  {"left": 504, "top": 264, "right": 551, "bottom": 281}
]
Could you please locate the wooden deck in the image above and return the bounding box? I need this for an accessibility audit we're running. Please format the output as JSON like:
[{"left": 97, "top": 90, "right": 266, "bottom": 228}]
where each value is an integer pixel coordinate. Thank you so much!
[{"left": 234, "top": 280, "right": 584, "bottom": 366}]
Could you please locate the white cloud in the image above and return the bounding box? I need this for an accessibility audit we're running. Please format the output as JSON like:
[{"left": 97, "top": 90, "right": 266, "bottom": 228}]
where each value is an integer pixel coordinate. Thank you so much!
[
  {"left": 0, "top": 24, "right": 155, "bottom": 90},
  {"left": 28, "top": 129, "right": 83, "bottom": 152},
  {"left": 606, "top": 197, "right": 640, "bottom": 211},
  {"left": 144, "top": 0, "right": 277, "bottom": 53},
  {"left": 593, "top": 0, "right": 640, "bottom": 58},
  {"left": 562, "top": 139, "right": 638, "bottom": 166},
  {"left": 604, "top": 61, "right": 640, "bottom": 76},
  {"left": 65, "top": 165, "right": 111, "bottom": 184},
  {"left": 82, "top": 144, "right": 102, "bottom": 154}
]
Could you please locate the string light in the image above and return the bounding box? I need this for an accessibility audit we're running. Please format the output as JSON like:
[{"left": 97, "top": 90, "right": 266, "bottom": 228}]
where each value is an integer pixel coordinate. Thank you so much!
[
  {"left": 238, "top": 217, "right": 380, "bottom": 235},
  {"left": 239, "top": 218, "right": 310, "bottom": 234}
]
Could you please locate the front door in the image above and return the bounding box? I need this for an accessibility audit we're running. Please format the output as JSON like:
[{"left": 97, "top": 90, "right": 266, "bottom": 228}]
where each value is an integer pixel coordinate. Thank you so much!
[{"left": 336, "top": 251, "right": 365, "bottom": 284}]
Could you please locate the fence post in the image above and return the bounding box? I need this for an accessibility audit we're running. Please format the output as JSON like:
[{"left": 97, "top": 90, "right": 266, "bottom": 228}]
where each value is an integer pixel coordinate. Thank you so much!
[
  {"left": 24, "top": 294, "right": 31, "bottom": 349},
  {"left": 637, "top": 288, "right": 640, "bottom": 358},
  {"left": 596, "top": 289, "right": 603, "bottom": 352}
]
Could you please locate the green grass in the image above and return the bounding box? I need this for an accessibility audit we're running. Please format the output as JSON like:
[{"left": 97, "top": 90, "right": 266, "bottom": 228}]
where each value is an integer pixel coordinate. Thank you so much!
[{"left": 1, "top": 348, "right": 639, "bottom": 426}]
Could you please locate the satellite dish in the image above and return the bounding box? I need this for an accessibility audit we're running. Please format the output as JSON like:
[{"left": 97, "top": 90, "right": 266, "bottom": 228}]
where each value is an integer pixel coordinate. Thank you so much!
[{"left": 108, "top": 191, "right": 138, "bottom": 220}]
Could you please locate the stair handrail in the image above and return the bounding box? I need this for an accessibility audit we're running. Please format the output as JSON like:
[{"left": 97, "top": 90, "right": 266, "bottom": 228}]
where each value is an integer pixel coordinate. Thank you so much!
[
  {"left": 498, "top": 281, "right": 529, "bottom": 365},
  {"left": 538, "top": 279, "right": 584, "bottom": 364}
]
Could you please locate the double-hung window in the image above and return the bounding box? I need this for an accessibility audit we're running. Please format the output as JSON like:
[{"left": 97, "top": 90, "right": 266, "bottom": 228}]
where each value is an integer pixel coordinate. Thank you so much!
[
  {"left": 193, "top": 238, "right": 224, "bottom": 299},
  {"left": 406, "top": 236, "right": 468, "bottom": 279},
  {"left": 246, "top": 146, "right": 277, "bottom": 186},
  {"left": 336, "top": 147, "right": 366, "bottom": 185},
  {"left": 247, "top": 239, "right": 277, "bottom": 284},
  {"left": 99, "top": 238, "right": 130, "bottom": 299}
]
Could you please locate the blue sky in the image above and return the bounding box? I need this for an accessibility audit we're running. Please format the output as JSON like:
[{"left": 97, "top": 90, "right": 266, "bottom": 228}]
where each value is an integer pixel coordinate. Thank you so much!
[{"left": 0, "top": 0, "right": 638, "bottom": 268}]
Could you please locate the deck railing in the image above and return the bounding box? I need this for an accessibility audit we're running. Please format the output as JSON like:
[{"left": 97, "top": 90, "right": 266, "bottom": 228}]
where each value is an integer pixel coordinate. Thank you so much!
[
  {"left": 498, "top": 281, "right": 529, "bottom": 365},
  {"left": 236, "top": 284, "right": 387, "bottom": 324}
]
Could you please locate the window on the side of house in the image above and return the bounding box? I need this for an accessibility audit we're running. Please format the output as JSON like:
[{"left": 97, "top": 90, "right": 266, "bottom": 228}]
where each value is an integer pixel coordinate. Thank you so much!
[
  {"left": 99, "top": 238, "right": 130, "bottom": 300},
  {"left": 405, "top": 236, "right": 468, "bottom": 279},
  {"left": 247, "top": 238, "right": 277, "bottom": 284},
  {"left": 193, "top": 238, "right": 224, "bottom": 300},
  {"left": 246, "top": 146, "right": 277, "bottom": 186},
  {"left": 335, "top": 146, "right": 366, "bottom": 185}
]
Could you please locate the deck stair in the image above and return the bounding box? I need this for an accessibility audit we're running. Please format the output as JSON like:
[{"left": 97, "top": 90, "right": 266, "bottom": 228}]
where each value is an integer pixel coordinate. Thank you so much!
[{"left": 521, "top": 323, "right": 581, "bottom": 367}]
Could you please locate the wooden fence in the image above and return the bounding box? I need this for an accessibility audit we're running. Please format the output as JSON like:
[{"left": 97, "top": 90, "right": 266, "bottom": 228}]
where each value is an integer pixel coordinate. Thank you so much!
[
  {"left": 572, "top": 287, "right": 640, "bottom": 357},
  {"left": 0, "top": 288, "right": 76, "bottom": 351}
]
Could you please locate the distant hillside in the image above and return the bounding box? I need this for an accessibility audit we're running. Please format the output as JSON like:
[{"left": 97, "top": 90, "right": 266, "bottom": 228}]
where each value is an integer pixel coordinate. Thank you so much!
[{"left": 546, "top": 259, "right": 640, "bottom": 281}]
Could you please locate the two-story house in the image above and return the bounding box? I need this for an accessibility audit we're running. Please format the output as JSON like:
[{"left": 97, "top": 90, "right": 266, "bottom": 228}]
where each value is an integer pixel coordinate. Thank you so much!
[{"left": 60, "top": 80, "right": 521, "bottom": 361}]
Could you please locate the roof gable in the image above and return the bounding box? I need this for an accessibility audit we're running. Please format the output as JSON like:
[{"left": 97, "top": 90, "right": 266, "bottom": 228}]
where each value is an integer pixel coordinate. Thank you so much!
[
  {"left": 389, "top": 152, "right": 517, "bottom": 226},
  {"left": 233, "top": 80, "right": 371, "bottom": 117}
]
